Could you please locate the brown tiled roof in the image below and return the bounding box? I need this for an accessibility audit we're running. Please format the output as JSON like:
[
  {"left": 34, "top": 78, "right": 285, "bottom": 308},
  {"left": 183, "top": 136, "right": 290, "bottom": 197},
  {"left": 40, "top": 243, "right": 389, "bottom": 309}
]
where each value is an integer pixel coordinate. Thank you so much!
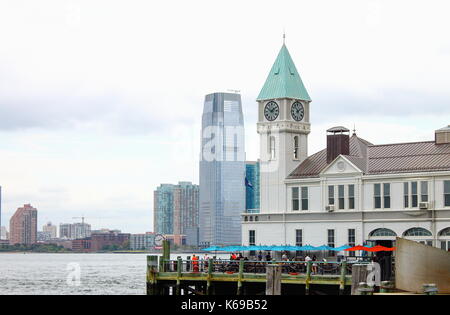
[
  {"left": 288, "top": 135, "right": 450, "bottom": 179},
  {"left": 367, "top": 141, "right": 450, "bottom": 174}
]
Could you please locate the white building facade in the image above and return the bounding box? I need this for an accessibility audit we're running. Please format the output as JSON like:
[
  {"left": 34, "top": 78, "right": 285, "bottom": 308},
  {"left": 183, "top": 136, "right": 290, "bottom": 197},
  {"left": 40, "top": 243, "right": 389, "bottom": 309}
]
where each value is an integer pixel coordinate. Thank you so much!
[{"left": 242, "top": 43, "right": 450, "bottom": 253}]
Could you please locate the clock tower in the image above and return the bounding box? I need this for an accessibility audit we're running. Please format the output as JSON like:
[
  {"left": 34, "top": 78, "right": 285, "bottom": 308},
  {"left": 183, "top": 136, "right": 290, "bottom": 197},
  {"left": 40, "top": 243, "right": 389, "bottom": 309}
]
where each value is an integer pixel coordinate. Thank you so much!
[{"left": 257, "top": 43, "right": 311, "bottom": 213}]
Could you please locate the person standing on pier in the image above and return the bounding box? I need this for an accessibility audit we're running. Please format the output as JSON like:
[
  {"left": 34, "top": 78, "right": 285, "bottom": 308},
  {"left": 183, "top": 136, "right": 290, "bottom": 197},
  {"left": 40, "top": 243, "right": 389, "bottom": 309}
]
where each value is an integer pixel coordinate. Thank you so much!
[{"left": 192, "top": 254, "right": 199, "bottom": 272}]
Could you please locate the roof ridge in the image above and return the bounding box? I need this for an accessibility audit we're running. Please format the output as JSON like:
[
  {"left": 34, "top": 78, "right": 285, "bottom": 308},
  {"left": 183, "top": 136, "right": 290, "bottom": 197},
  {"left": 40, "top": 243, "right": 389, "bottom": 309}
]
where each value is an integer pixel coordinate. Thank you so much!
[
  {"left": 368, "top": 140, "right": 435, "bottom": 148},
  {"left": 369, "top": 151, "right": 450, "bottom": 160}
]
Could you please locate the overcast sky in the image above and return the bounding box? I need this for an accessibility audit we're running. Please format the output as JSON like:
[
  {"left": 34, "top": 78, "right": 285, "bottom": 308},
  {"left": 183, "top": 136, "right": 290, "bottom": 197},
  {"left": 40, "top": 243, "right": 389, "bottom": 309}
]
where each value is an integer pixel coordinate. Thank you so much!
[{"left": 0, "top": 0, "right": 449, "bottom": 233}]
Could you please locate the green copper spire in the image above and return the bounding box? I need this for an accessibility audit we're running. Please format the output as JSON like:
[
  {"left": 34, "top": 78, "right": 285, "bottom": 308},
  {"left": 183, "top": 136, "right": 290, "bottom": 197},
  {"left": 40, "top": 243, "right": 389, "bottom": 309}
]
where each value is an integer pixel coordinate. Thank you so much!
[{"left": 257, "top": 44, "right": 311, "bottom": 102}]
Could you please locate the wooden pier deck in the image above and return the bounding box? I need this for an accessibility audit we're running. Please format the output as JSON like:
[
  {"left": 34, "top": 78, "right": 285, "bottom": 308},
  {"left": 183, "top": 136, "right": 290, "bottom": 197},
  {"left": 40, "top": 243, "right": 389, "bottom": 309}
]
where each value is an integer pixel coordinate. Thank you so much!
[{"left": 147, "top": 255, "right": 357, "bottom": 295}]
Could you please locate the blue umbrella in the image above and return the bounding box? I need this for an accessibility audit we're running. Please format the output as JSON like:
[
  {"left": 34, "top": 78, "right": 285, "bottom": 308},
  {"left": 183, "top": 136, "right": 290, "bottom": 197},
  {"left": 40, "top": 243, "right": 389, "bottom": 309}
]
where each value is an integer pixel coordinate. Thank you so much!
[
  {"left": 332, "top": 245, "right": 351, "bottom": 251},
  {"left": 315, "top": 245, "right": 334, "bottom": 251},
  {"left": 221, "top": 246, "right": 244, "bottom": 252},
  {"left": 202, "top": 246, "right": 223, "bottom": 251},
  {"left": 300, "top": 245, "right": 318, "bottom": 251}
]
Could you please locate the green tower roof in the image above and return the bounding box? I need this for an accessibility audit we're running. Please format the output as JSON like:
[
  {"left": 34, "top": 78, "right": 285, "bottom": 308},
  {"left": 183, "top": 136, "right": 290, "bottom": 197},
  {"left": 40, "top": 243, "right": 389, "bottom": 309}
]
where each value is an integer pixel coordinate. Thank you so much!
[{"left": 257, "top": 44, "right": 311, "bottom": 102}]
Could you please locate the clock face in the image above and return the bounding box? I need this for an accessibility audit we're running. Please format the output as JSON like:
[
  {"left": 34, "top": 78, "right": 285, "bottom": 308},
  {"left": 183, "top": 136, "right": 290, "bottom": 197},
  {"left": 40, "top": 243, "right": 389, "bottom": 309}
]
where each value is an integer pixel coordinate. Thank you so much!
[
  {"left": 264, "top": 101, "right": 279, "bottom": 121},
  {"left": 291, "top": 101, "right": 304, "bottom": 121},
  {"left": 154, "top": 234, "right": 165, "bottom": 246}
]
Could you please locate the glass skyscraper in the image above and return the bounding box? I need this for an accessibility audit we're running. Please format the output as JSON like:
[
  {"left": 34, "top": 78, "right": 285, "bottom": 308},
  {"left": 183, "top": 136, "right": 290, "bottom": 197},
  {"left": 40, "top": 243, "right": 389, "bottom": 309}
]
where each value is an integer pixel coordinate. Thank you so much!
[
  {"left": 245, "top": 161, "right": 260, "bottom": 213},
  {"left": 153, "top": 182, "right": 199, "bottom": 237},
  {"left": 199, "top": 92, "right": 246, "bottom": 246},
  {"left": 153, "top": 184, "right": 175, "bottom": 235}
]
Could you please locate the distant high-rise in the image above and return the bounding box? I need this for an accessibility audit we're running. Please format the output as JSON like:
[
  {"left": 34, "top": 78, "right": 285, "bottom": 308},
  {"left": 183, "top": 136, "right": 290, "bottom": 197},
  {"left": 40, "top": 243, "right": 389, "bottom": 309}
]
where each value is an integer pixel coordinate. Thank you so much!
[
  {"left": 9, "top": 204, "right": 38, "bottom": 245},
  {"left": 173, "top": 182, "right": 199, "bottom": 235},
  {"left": 59, "top": 222, "right": 91, "bottom": 240},
  {"left": 0, "top": 226, "right": 7, "bottom": 240},
  {"left": 43, "top": 222, "right": 57, "bottom": 239},
  {"left": 59, "top": 223, "right": 73, "bottom": 239},
  {"left": 245, "top": 161, "right": 260, "bottom": 213},
  {"left": 153, "top": 184, "right": 175, "bottom": 235},
  {"left": 153, "top": 182, "right": 199, "bottom": 238},
  {"left": 73, "top": 222, "right": 91, "bottom": 239},
  {"left": 199, "top": 92, "right": 246, "bottom": 246}
]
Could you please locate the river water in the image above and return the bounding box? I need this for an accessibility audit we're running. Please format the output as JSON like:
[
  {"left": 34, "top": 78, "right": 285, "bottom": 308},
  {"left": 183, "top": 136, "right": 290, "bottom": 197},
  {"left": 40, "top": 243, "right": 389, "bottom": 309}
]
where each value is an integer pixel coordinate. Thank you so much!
[{"left": 0, "top": 253, "right": 228, "bottom": 295}]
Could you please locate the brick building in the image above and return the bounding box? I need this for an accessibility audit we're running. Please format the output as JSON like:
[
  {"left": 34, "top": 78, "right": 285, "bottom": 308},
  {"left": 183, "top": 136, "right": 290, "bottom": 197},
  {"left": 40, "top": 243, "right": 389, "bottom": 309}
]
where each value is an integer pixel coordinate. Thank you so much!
[{"left": 9, "top": 204, "right": 37, "bottom": 245}]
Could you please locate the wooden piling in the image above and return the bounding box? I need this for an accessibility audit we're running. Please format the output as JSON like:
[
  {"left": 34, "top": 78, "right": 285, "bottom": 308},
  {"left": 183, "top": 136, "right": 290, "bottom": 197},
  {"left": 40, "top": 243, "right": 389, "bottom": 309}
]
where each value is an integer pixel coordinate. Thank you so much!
[
  {"left": 162, "top": 240, "right": 170, "bottom": 272},
  {"left": 339, "top": 261, "right": 347, "bottom": 295},
  {"left": 206, "top": 258, "right": 214, "bottom": 295},
  {"left": 266, "top": 264, "right": 282, "bottom": 295},
  {"left": 305, "top": 261, "right": 312, "bottom": 295},
  {"left": 237, "top": 260, "right": 245, "bottom": 295},
  {"left": 176, "top": 256, "right": 182, "bottom": 295},
  {"left": 186, "top": 256, "right": 191, "bottom": 272},
  {"left": 147, "top": 255, "right": 159, "bottom": 295}
]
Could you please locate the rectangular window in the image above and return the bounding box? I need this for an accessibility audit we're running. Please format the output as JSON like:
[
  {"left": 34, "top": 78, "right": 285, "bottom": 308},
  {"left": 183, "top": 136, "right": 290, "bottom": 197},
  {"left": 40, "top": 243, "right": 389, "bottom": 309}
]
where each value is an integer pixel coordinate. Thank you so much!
[
  {"left": 348, "top": 185, "right": 355, "bottom": 209},
  {"left": 292, "top": 187, "right": 299, "bottom": 211},
  {"left": 249, "top": 230, "right": 255, "bottom": 246},
  {"left": 348, "top": 229, "right": 356, "bottom": 256},
  {"left": 412, "top": 182, "right": 418, "bottom": 207},
  {"left": 444, "top": 180, "right": 450, "bottom": 207},
  {"left": 328, "top": 186, "right": 335, "bottom": 205},
  {"left": 328, "top": 229, "right": 335, "bottom": 256},
  {"left": 295, "top": 229, "right": 303, "bottom": 246},
  {"left": 404, "top": 182, "right": 409, "bottom": 208},
  {"left": 338, "top": 185, "right": 345, "bottom": 209},
  {"left": 301, "top": 187, "right": 308, "bottom": 210},
  {"left": 421, "top": 181, "right": 428, "bottom": 202},
  {"left": 383, "top": 183, "right": 391, "bottom": 209},
  {"left": 348, "top": 229, "right": 355, "bottom": 245},
  {"left": 374, "top": 184, "right": 381, "bottom": 209}
]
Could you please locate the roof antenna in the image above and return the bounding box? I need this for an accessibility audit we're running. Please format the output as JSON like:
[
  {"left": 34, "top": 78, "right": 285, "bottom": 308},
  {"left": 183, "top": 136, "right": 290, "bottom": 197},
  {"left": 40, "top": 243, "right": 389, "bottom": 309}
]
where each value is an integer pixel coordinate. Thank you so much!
[
  {"left": 353, "top": 124, "right": 357, "bottom": 135},
  {"left": 283, "top": 28, "right": 286, "bottom": 45}
]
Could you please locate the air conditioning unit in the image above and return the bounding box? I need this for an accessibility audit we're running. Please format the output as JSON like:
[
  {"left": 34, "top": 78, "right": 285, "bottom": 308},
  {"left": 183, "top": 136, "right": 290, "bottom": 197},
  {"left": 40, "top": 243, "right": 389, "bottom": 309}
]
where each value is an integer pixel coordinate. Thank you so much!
[
  {"left": 326, "top": 205, "right": 335, "bottom": 212},
  {"left": 419, "top": 202, "right": 429, "bottom": 210}
]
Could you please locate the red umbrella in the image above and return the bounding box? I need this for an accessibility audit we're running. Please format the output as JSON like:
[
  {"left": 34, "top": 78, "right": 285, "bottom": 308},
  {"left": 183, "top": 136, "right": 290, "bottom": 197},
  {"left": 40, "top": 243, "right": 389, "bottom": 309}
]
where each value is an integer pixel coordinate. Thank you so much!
[
  {"left": 367, "top": 245, "right": 396, "bottom": 252},
  {"left": 344, "top": 245, "right": 371, "bottom": 251},
  {"left": 345, "top": 245, "right": 397, "bottom": 252}
]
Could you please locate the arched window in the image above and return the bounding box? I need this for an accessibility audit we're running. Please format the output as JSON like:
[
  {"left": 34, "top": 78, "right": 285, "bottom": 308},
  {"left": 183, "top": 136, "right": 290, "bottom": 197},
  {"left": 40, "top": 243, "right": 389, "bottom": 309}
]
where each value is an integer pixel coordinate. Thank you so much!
[
  {"left": 270, "top": 136, "right": 276, "bottom": 160},
  {"left": 293, "top": 136, "right": 299, "bottom": 159},
  {"left": 403, "top": 227, "right": 432, "bottom": 237},
  {"left": 369, "top": 228, "right": 397, "bottom": 237},
  {"left": 438, "top": 227, "right": 450, "bottom": 236}
]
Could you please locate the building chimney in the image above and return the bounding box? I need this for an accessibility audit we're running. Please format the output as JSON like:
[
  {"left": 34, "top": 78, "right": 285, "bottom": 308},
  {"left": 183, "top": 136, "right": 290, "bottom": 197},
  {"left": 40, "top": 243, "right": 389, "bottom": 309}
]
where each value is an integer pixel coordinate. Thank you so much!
[
  {"left": 435, "top": 125, "right": 450, "bottom": 145},
  {"left": 327, "top": 126, "right": 350, "bottom": 163}
]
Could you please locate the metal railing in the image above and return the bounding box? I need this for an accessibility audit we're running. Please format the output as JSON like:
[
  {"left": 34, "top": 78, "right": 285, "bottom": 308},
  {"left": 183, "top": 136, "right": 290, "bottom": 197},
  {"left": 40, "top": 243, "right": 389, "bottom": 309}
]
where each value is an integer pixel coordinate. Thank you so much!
[{"left": 160, "top": 259, "right": 372, "bottom": 276}]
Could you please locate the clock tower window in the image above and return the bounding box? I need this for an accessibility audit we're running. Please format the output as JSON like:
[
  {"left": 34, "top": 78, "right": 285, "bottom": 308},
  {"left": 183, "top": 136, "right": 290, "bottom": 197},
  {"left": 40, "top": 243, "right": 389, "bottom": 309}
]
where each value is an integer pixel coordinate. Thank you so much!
[
  {"left": 293, "top": 136, "right": 299, "bottom": 160},
  {"left": 270, "top": 136, "right": 276, "bottom": 160}
]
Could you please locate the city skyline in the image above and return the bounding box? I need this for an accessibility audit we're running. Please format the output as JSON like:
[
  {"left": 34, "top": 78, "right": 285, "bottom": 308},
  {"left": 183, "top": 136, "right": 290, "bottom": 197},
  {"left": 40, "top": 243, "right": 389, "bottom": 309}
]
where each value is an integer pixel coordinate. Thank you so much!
[{"left": 1, "top": 1, "right": 450, "bottom": 233}]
